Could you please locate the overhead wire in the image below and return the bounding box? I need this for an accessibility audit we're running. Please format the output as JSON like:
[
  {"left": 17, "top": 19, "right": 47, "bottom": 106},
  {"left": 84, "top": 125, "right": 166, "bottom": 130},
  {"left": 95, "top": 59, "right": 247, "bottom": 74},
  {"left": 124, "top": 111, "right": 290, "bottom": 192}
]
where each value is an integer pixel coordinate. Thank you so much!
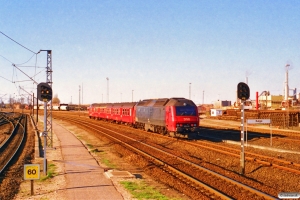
[
  {"left": 0, "top": 75, "right": 12, "bottom": 82},
  {"left": 0, "top": 54, "right": 14, "bottom": 64},
  {"left": 0, "top": 31, "right": 46, "bottom": 100},
  {"left": 15, "top": 53, "right": 36, "bottom": 65},
  {"left": 0, "top": 31, "right": 37, "bottom": 54}
]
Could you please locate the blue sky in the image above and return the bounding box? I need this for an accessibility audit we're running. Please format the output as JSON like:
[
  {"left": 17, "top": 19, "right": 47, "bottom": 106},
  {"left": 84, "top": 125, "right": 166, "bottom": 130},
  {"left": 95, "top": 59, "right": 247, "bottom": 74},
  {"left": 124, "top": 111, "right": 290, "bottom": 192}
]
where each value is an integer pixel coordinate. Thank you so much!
[{"left": 1, "top": 1, "right": 300, "bottom": 105}]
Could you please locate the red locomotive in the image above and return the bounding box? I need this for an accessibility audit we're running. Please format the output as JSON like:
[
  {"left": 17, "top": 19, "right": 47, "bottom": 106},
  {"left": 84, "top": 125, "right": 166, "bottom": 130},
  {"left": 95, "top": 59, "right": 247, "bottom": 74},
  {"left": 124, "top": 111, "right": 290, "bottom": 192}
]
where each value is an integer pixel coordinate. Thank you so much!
[{"left": 89, "top": 97, "right": 200, "bottom": 138}]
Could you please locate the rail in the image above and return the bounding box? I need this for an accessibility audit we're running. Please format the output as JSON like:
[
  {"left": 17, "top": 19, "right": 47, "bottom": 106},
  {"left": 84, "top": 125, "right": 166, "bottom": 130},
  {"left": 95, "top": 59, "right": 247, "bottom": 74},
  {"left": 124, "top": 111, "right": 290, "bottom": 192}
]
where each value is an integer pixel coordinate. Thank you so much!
[
  {"left": 55, "top": 115, "right": 276, "bottom": 199},
  {"left": 0, "top": 114, "right": 26, "bottom": 174}
]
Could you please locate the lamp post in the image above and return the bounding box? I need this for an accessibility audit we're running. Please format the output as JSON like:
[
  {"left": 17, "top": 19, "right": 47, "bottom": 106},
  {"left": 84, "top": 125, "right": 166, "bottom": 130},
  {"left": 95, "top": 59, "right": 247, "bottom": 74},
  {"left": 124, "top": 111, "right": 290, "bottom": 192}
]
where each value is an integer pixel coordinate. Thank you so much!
[
  {"left": 106, "top": 77, "right": 109, "bottom": 103},
  {"left": 79, "top": 85, "right": 81, "bottom": 109}
]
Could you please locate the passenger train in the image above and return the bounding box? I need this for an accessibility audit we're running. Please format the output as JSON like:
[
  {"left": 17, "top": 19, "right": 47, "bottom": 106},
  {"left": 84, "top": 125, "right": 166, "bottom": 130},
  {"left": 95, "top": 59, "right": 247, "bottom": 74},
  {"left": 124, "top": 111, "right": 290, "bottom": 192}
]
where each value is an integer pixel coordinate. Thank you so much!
[{"left": 89, "top": 97, "right": 200, "bottom": 137}]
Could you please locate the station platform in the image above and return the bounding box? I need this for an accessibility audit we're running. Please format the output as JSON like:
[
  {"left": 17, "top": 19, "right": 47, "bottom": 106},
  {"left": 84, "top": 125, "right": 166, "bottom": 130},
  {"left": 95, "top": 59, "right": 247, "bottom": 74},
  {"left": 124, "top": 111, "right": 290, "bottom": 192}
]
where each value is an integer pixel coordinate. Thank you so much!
[
  {"left": 14, "top": 118, "right": 126, "bottom": 200},
  {"left": 42, "top": 121, "right": 124, "bottom": 200}
]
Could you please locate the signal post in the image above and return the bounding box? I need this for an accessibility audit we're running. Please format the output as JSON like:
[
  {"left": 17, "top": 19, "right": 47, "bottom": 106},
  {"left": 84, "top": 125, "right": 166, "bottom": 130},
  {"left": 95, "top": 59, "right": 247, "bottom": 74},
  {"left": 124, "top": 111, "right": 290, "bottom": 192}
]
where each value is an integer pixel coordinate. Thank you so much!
[
  {"left": 237, "top": 82, "right": 250, "bottom": 175},
  {"left": 37, "top": 82, "right": 52, "bottom": 175}
]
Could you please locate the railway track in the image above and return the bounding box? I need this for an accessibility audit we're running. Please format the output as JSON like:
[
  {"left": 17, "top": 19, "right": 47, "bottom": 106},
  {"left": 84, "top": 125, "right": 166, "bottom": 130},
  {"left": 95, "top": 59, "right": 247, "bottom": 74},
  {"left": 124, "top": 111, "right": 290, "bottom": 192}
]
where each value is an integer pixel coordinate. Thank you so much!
[
  {"left": 54, "top": 114, "right": 277, "bottom": 199},
  {"left": 202, "top": 118, "right": 300, "bottom": 137},
  {"left": 0, "top": 113, "right": 27, "bottom": 174},
  {"left": 189, "top": 135, "right": 300, "bottom": 174}
]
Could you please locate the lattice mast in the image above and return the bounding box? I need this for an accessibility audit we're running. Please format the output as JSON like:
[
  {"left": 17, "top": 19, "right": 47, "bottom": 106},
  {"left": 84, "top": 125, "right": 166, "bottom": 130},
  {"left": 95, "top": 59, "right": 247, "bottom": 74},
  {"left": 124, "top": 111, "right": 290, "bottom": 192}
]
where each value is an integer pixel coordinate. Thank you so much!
[{"left": 44, "top": 50, "right": 53, "bottom": 147}]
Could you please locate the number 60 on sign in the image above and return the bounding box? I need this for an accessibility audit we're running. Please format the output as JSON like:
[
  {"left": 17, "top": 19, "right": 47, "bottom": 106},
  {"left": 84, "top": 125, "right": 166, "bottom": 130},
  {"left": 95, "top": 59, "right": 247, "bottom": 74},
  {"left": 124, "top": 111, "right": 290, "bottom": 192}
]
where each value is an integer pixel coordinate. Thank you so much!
[{"left": 24, "top": 164, "right": 40, "bottom": 180}]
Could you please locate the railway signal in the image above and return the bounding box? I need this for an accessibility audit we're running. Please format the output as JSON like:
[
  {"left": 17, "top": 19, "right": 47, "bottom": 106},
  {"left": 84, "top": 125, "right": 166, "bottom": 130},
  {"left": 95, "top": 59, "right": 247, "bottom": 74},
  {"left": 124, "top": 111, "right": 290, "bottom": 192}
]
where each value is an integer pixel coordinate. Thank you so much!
[
  {"left": 237, "top": 82, "right": 250, "bottom": 175},
  {"left": 237, "top": 82, "right": 250, "bottom": 100},
  {"left": 37, "top": 82, "right": 52, "bottom": 102}
]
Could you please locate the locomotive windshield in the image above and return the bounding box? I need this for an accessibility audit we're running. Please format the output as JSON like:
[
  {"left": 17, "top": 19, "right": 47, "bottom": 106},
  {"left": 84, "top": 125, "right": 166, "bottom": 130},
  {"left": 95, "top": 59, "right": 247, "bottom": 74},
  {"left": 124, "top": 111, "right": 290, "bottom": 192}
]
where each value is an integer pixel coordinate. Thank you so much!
[{"left": 175, "top": 106, "right": 197, "bottom": 116}]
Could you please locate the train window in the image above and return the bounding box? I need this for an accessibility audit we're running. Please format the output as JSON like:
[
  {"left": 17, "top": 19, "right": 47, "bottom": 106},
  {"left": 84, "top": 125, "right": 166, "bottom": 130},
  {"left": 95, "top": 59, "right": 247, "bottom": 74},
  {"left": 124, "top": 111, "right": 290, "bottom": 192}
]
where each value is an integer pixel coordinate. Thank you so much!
[{"left": 175, "top": 106, "right": 196, "bottom": 116}]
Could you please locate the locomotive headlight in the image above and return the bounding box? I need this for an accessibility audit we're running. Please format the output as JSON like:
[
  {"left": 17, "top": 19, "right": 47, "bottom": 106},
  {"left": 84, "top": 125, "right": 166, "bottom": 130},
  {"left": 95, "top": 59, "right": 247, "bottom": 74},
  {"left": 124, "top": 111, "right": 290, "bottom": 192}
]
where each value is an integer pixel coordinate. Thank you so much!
[{"left": 176, "top": 124, "right": 179, "bottom": 127}]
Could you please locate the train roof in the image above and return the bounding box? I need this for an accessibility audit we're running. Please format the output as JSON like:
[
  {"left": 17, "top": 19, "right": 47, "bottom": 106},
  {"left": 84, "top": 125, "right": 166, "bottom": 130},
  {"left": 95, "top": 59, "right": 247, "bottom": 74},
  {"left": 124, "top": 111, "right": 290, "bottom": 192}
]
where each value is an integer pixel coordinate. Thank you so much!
[
  {"left": 136, "top": 98, "right": 169, "bottom": 107},
  {"left": 90, "top": 102, "right": 137, "bottom": 108},
  {"left": 90, "top": 103, "right": 111, "bottom": 107},
  {"left": 166, "top": 98, "right": 196, "bottom": 107},
  {"left": 90, "top": 98, "right": 196, "bottom": 108}
]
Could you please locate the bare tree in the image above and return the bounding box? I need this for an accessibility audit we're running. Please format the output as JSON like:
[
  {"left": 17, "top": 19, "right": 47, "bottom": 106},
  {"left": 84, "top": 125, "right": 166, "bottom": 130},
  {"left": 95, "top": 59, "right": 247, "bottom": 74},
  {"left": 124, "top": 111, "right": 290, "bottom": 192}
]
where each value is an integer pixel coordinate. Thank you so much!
[{"left": 52, "top": 94, "right": 60, "bottom": 105}]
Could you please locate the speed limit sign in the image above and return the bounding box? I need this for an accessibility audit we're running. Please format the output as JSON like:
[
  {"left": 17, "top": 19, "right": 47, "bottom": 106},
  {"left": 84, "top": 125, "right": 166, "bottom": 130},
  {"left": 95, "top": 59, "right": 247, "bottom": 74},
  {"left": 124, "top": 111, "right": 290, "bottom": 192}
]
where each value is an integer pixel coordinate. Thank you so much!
[{"left": 24, "top": 164, "right": 40, "bottom": 180}]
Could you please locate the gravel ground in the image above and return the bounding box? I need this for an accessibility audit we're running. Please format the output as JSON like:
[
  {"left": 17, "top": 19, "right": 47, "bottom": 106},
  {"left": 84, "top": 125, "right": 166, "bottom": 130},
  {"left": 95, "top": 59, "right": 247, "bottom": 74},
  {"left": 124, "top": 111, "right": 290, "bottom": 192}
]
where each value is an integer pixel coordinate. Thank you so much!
[
  {"left": 0, "top": 116, "right": 35, "bottom": 200},
  {"left": 7, "top": 114, "right": 300, "bottom": 199},
  {"left": 13, "top": 119, "right": 191, "bottom": 200}
]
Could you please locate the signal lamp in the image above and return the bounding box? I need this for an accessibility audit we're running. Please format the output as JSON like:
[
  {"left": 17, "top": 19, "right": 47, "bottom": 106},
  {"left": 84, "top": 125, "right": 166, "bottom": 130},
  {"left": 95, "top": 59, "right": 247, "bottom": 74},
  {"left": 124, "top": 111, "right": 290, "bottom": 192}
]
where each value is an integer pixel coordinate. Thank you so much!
[
  {"left": 237, "top": 82, "right": 250, "bottom": 100},
  {"left": 37, "top": 82, "right": 52, "bottom": 102}
]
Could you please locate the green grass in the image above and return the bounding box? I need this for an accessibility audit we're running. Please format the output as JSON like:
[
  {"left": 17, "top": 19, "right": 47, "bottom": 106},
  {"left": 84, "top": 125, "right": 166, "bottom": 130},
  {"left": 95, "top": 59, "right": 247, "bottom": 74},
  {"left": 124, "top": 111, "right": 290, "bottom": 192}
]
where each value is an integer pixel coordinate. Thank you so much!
[
  {"left": 120, "top": 181, "right": 170, "bottom": 200},
  {"left": 101, "top": 157, "right": 116, "bottom": 168},
  {"left": 40, "top": 163, "right": 58, "bottom": 181}
]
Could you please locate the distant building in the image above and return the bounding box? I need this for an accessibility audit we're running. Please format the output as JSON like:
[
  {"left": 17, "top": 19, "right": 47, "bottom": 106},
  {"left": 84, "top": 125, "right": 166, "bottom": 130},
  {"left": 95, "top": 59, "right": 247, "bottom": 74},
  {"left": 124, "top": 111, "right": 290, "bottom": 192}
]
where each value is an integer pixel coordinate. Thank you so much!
[
  {"left": 258, "top": 95, "right": 283, "bottom": 109},
  {"left": 214, "top": 100, "right": 231, "bottom": 109},
  {"left": 210, "top": 109, "right": 224, "bottom": 116},
  {"left": 198, "top": 104, "right": 213, "bottom": 113}
]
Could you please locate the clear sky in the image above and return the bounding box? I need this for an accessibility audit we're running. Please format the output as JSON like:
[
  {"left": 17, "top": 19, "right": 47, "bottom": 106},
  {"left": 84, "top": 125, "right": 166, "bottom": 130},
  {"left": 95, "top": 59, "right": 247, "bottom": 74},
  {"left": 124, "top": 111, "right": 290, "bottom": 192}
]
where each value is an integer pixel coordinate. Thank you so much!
[{"left": 1, "top": 0, "right": 300, "bottom": 105}]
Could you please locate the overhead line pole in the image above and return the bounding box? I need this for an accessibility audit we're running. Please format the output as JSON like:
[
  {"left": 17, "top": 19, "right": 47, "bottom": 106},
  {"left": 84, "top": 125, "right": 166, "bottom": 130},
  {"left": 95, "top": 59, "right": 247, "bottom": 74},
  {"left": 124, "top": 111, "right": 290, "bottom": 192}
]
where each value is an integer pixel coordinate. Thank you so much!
[
  {"left": 19, "top": 86, "right": 36, "bottom": 115},
  {"left": 39, "top": 50, "right": 53, "bottom": 148}
]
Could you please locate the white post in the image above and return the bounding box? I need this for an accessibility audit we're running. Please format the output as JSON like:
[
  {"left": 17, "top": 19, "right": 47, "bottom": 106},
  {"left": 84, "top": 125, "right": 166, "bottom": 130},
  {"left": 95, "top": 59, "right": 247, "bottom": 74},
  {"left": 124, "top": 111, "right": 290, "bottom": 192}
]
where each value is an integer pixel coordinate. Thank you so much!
[
  {"left": 270, "top": 119, "right": 272, "bottom": 146},
  {"left": 246, "top": 121, "right": 248, "bottom": 147},
  {"left": 240, "top": 101, "right": 245, "bottom": 175},
  {"left": 43, "top": 101, "right": 47, "bottom": 176}
]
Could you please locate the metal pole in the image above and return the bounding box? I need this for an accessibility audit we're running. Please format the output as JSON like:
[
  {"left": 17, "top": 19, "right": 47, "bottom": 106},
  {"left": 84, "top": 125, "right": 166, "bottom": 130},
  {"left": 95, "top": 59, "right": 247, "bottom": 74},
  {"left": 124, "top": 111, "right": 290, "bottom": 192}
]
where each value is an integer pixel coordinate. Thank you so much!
[
  {"left": 271, "top": 119, "right": 272, "bottom": 146},
  {"left": 32, "top": 93, "right": 34, "bottom": 116},
  {"left": 36, "top": 97, "right": 38, "bottom": 123},
  {"left": 79, "top": 85, "right": 81, "bottom": 108},
  {"left": 240, "top": 101, "right": 245, "bottom": 175},
  {"left": 106, "top": 77, "right": 109, "bottom": 103},
  {"left": 43, "top": 101, "right": 47, "bottom": 175},
  {"left": 246, "top": 120, "right": 248, "bottom": 147},
  {"left": 31, "top": 180, "right": 34, "bottom": 195}
]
